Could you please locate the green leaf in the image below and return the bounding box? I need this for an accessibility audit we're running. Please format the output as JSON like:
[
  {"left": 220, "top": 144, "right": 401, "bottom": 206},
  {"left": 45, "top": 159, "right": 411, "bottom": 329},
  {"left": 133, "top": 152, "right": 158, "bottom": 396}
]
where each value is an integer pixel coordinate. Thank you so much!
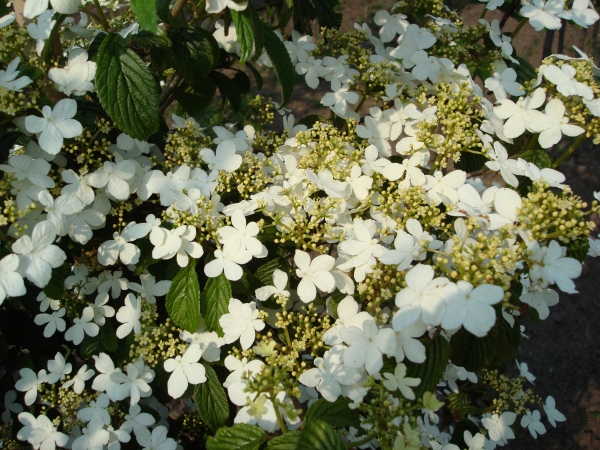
[
  {"left": 165, "top": 259, "right": 201, "bottom": 332},
  {"left": 245, "top": 62, "right": 263, "bottom": 90},
  {"left": 43, "top": 263, "right": 70, "bottom": 299},
  {"left": 194, "top": 363, "right": 230, "bottom": 430},
  {"left": 131, "top": 0, "right": 160, "bottom": 34},
  {"left": 405, "top": 335, "right": 449, "bottom": 399},
  {"left": 233, "top": 70, "right": 251, "bottom": 94},
  {"left": 88, "top": 32, "right": 108, "bottom": 61},
  {"left": 201, "top": 273, "right": 232, "bottom": 336},
  {"left": 312, "top": 0, "right": 342, "bottom": 29},
  {"left": 266, "top": 431, "right": 300, "bottom": 449},
  {"left": 134, "top": 238, "right": 160, "bottom": 275},
  {"left": 450, "top": 326, "right": 497, "bottom": 372},
  {"left": 176, "top": 77, "right": 217, "bottom": 117},
  {"left": 566, "top": 236, "right": 590, "bottom": 262},
  {"left": 259, "top": 21, "right": 294, "bottom": 105},
  {"left": 171, "top": 26, "right": 219, "bottom": 83},
  {"left": 100, "top": 320, "right": 118, "bottom": 352},
  {"left": 206, "top": 424, "right": 266, "bottom": 450},
  {"left": 42, "top": 14, "right": 67, "bottom": 65},
  {"left": 305, "top": 397, "right": 360, "bottom": 429},
  {"left": 454, "top": 151, "right": 487, "bottom": 173},
  {"left": 230, "top": 4, "right": 263, "bottom": 64},
  {"left": 211, "top": 71, "right": 242, "bottom": 112},
  {"left": 254, "top": 258, "right": 286, "bottom": 286},
  {"left": 96, "top": 33, "right": 160, "bottom": 140},
  {"left": 512, "top": 55, "right": 537, "bottom": 84},
  {"left": 296, "top": 419, "right": 345, "bottom": 450},
  {"left": 520, "top": 148, "right": 552, "bottom": 169},
  {"left": 134, "top": 31, "right": 173, "bottom": 73},
  {"left": 80, "top": 334, "right": 103, "bottom": 359}
]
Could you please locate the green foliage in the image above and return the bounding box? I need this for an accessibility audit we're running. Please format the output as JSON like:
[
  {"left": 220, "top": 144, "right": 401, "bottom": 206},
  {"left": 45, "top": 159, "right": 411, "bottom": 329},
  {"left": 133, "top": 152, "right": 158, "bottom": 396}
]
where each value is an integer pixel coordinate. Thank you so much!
[
  {"left": 43, "top": 263, "right": 70, "bottom": 299},
  {"left": 405, "top": 335, "right": 449, "bottom": 399},
  {"left": 206, "top": 424, "right": 267, "bottom": 450},
  {"left": 165, "top": 259, "right": 201, "bottom": 332},
  {"left": 259, "top": 21, "right": 295, "bottom": 105},
  {"left": 194, "top": 363, "right": 230, "bottom": 430},
  {"left": 131, "top": 0, "right": 161, "bottom": 34},
  {"left": 96, "top": 34, "right": 160, "bottom": 140},
  {"left": 520, "top": 148, "right": 553, "bottom": 169},
  {"left": 304, "top": 397, "right": 361, "bottom": 429},
  {"left": 296, "top": 419, "right": 345, "bottom": 450},
  {"left": 265, "top": 430, "right": 300, "bottom": 449},
  {"left": 201, "top": 273, "right": 232, "bottom": 336},
  {"left": 171, "top": 26, "right": 220, "bottom": 83},
  {"left": 230, "top": 4, "right": 263, "bottom": 64},
  {"left": 567, "top": 236, "right": 591, "bottom": 262}
]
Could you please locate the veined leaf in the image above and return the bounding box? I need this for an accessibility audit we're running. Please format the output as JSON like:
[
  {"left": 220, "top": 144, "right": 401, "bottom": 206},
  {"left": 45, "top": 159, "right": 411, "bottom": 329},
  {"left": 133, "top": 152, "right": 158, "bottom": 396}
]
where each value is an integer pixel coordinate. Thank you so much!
[
  {"left": 165, "top": 259, "right": 201, "bottom": 332},
  {"left": 297, "top": 419, "right": 345, "bottom": 450},
  {"left": 405, "top": 335, "right": 449, "bottom": 399},
  {"left": 211, "top": 71, "right": 242, "bottom": 112},
  {"left": 312, "top": 0, "right": 342, "bottom": 29},
  {"left": 171, "top": 26, "right": 219, "bottom": 83},
  {"left": 194, "top": 363, "right": 229, "bottom": 430},
  {"left": 96, "top": 33, "right": 159, "bottom": 140},
  {"left": 201, "top": 273, "right": 232, "bottom": 336},
  {"left": 305, "top": 397, "right": 360, "bottom": 429},
  {"left": 206, "top": 424, "right": 266, "bottom": 450},
  {"left": 230, "top": 4, "right": 263, "bottom": 64},
  {"left": 266, "top": 431, "right": 300, "bottom": 449},
  {"left": 259, "top": 21, "right": 294, "bottom": 105}
]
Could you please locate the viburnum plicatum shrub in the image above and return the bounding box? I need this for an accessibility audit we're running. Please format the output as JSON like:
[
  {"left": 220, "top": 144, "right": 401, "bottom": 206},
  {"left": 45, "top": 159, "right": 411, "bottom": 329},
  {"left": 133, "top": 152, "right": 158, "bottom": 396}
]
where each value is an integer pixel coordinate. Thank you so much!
[{"left": 1, "top": 0, "right": 600, "bottom": 447}]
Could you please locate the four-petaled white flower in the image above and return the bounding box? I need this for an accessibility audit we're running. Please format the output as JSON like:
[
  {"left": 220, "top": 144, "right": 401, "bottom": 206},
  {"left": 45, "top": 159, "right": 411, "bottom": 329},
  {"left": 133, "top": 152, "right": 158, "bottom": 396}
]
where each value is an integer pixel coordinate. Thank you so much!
[
  {"left": 15, "top": 368, "right": 47, "bottom": 406},
  {"left": 34, "top": 307, "right": 66, "bottom": 337},
  {"left": 484, "top": 66, "right": 524, "bottom": 100},
  {"left": 46, "top": 352, "right": 72, "bottom": 384},
  {"left": 219, "top": 298, "right": 265, "bottom": 350},
  {"left": 543, "top": 63, "right": 594, "bottom": 100},
  {"left": 0, "top": 254, "right": 26, "bottom": 306},
  {"left": 62, "top": 364, "right": 94, "bottom": 394},
  {"left": 65, "top": 306, "right": 99, "bottom": 345},
  {"left": 255, "top": 269, "right": 290, "bottom": 301},
  {"left": 204, "top": 241, "right": 252, "bottom": 281},
  {"left": 136, "top": 425, "right": 177, "bottom": 450},
  {"left": 116, "top": 293, "right": 143, "bottom": 339},
  {"left": 520, "top": 409, "right": 546, "bottom": 439},
  {"left": 520, "top": 0, "right": 565, "bottom": 31},
  {"left": 200, "top": 140, "right": 243, "bottom": 172},
  {"left": 321, "top": 84, "right": 360, "bottom": 118},
  {"left": 12, "top": 221, "right": 66, "bottom": 288},
  {"left": 485, "top": 141, "right": 522, "bottom": 187},
  {"left": 98, "top": 229, "right": 140, "bottom": 266},
  {"left": 382, "top": 363, "right": 421, "bottom": 400},
  {"left": 528, "top": 98, "right": 585, "bottom": 148},
  {"left": 294, "top": 250, "right": 336, "bottom": 303},
  {"left": 0, "top": 154, "right": 55, "bottom": 189},
  {"left": 48, "top": 48, "right": 96, "bottom": 96},
  {"left": 528, "top": 240, "right": 582, "bottom": 294},
  {"left": 110, "top": 358, "right": 155, "bottom": 406},
  {"left": 86, "top": 160, "right": 136, "bottom": 200},
  {"left": 164, "top": 346, "right": 207, "bottom": 398},
  {"left": 494, "top": 88, "right": 546, "bottom": 138},
  {"left": 340, "top": 320, "right": 396, "bottom": 375},
  {"left": 217, "top": 210, "right": 265, "bottom": 258},
  {"left": 2, "top": 391, "right": 23, "bottom": 424},
  {"left": 0, "top": 57, "right": 32, "bottom": 92},
  {"left": 482, "top": 411, "right": 516, "bottom": 444},
  {"left": 323, "top": 296, "right": 373, "bottom": 346},
  {"left": 543, "top": 395, "right": 566, "bottom": 427},
  {"left": 561, "top": 0, "right": 599, "bottom": 28},
  {"left": 25, "top": 99, "right": 83, "bottom": 155},
  {"left": 129, "top": 273, "right": 171, "bottom": 304}
]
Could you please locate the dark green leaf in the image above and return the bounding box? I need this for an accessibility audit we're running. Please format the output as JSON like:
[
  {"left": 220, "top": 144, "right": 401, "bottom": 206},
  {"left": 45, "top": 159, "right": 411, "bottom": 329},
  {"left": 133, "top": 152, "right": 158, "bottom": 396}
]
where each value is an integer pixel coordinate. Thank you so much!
[
  {"left": 156, "top": 0, "right": 175, "bottom": 25},
  {"left": 201, "top": 273, "right": 232, "bottom": 336},
  {"left": 454, "top": 151, "right": 487, "bottom": 173},
  {"left": 171, "top": 26, "right": 219, "bottom": 82},
  {"left": 266, "top": 431, "right": 300, "bottom": 449},
  {"left": 194, "top": 363, "right": 230, "bottom": 430},
  {"left": 42, "top": 14, "right": 67, "bottom": 65},
  {"left": 312, "top": 0, "right": 342, "bottom": 29},
  {"left": 134, "top": 238, "right": 160, "bottom": 275},
  {"left": 17, "top": 64, "right": 44, "bottom": 82},
  {"left": 305, "top": 397, "right": 360, "bottom": 429},
  {"left": 165, "top": 259, "right": 201, "bottom": 332},
  {"left": 96, "top": 33, "right": 160, "bottom": 140},
  {"left": 259, "top": 21, "right": 294, "bottom": 105},
  {"left": 230, "top": 4, "right": 263, "bottom": 64},
  {"left": 520, "top": 148, "right": 552, "bottom": 169},
  {"left": 405, "top": 335, "right": 448, "bottom": 399},
  {"left": 176, "top": 77, "right": 217, "bottom": 117},
  {"left": 88, "top": 32, "right": 108, "bottom": 61},
  {"left": 43, "top": 263, "right": 70, "bottom": 299},
  {"left": 206, "top": 424, "right": 267, "bottom": 450},
  {"left": 450, "top": 326, "right": 497, "bottom": 372},
  {"left": 245, "top": 62, "right": 263, "bottom": 90},
  {"left": 493, "top": 315, "right": 521, "bottom": 362},
  {"left": 512, "top": 55, "right": 537, "bottom": 84},
  {"left": 296, "top": 419, "right": 345, "bottom": 450},
  {"left": 0, "top": 131, "right": 21, "bottom": 162},
  {"left": 80, "top": 334, "right": 103, "bottom": 359},
  {"left": 566, "top": 236, "right": 590, "bottom": 262},
  {"left": 131, "top": 0, "right": 160, "bottom": 34},
  {"left": 211, "top": 71, "right": 242, "bottom": 112},
  {"left": 100, "top": 320, "right": 118, "bottom": 352},
  {"left": 254, "top": 258, "right": 286, "bottom": 286},
  {"left": 233, "top": 70, "right": 251, "bottom": 94}
]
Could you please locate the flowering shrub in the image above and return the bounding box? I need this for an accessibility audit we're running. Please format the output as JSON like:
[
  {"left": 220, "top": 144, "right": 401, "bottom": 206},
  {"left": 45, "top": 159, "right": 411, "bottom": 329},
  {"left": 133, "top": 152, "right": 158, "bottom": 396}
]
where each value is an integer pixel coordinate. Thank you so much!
[{"left": 1, "top": 0, "right": 600, "bottom": 447}]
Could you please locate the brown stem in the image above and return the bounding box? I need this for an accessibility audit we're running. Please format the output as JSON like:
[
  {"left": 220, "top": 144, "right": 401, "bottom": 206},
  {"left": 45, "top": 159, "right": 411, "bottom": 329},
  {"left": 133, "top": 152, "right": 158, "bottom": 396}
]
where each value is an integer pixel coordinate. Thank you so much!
[
  {"left": 170, "top": 0, "right": 189, "bottom": 19},
  {"left": 542, "top": 29, "right": 555, "bottom": 59},
  {"left": 558, "top": 20, "right": 567, "bottom": 54},
  {"left": 500, "top": 0, "right": 520, "bottom": 29}
]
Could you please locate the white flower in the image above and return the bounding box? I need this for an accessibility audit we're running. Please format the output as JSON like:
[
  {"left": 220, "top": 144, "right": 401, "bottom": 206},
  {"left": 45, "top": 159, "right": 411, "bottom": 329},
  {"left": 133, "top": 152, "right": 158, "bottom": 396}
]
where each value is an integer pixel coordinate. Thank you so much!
[
  {"left": 72, "top": 417, "right": 110, "bottom": 450},
  {"left": 346, "top": 164, "right": 373, "bottom": 200},
  {"left": 296, "top": 56, "right": 325, "bottom": 89},
  {"left": 482, "top": 411, "right": 516, "bottom": 444},
  {"left": 46, "top": 352, "right": 72, "bottom": 384},
  {"left": 306, "top": 169, "right": 350, "bottom": 198},
  {"left": 441, "top": 281, "right": 504, "bottom": 337},
  {"left": 520, "top": 284, "right": 559, "bottom": 320},
  {"left": 129, "top": 273, "right": 171, "bottom": 304},
  {"left": 529, "top": 240, "right": 582, "bottom": 294},
  {"left": 294, "top": 250, "right": 336, "bottom": 303},
  {"left": 39, "top": 192, "right": 85, "bottom": 236},
  {"left": 323, "top": 296, "right": 373, "bottom": 346},
  {"left": 284, "top": 31, "right": 316, "bottom": 63},
  {"left": 121, "top": 404, "right": 156, "bottom": 435},
  {"left": 48, "top": 48, "right": 96, "bottom": 96},
  {"left": 200, "top": 141, "right": 243, "bottom": 172},
  {"left": 392, "top": 320, "right": 427, "bottom": 363},
  {"left": 34, "top": 308, "right": 66, "bottom": 337},
  {"left": 515, "top": 359, "right": 536, "bottom": 384},
  {"left": 423, "top": 170, "right": 467, "bottom": 205},
  {"left": 389, "top": 24, "right": 437, "bottom": 65},
  {"left": 485, "top": 141, "right": 522, "bottom": 187},
  {"left": 393, "top": 264, "right": 451, "bottom": 329},
  {"left": 340, "top": 320, "right": 396, "bottom": 375},
  {"left": 97, "top": 270, "right": 129, "bottom": 298},
  {"left": 116, "top": 294, "right": 142, "bottom": 339},
  {"left": 337, "top": 218, "right": 387, "bottom": 282},
  {"left": 20, "top": 413, "right": 69, "bottom": 450},
  {"left": 217, "top": 210, "right": 266, "bottom": 258},
  {"left": 521, "top": 410, "right": 546, "bottom": 438},
  {"left": 374, "top": 10, "right": 408, "bottom": 42},
  {"left": 65, "top": 306, "right": 99, "bottom": 345},
  {"left": 25, "top": 99, "right": 83, "bottom": 155},
  {"left": 138, "top": 166, "right": 190, "bottom": 205},
  {"left": 0, "top": 254, "right": 26, "bottom": 306},
  {"left": 164, "top": 346, "right": 207, "bottom": 398},
  {"left": 529, "top": 98, "right": 585, "bottom": 148},
  {"left": 204, "top": 241, "right": 252, "bottom": 281},
  {"left": 61, "top": 169, "right": 95, "bottom": 205},
  {"left": 321, "top": 84, "right": 360, "bottom": 118},
  {"left": 219, "top": 298, "right": 265, "bottom": 350},
  {"left": 520, "top": 0, "right": 565, "bottom": 31},
  {"left": 12, "top": 221, "right": 66, "bottom": 288},
  {"left": 255, "top": 269, "right": 290, "bottom": 301},
  {"left": 98, "top": 229, "right": 141, "bottom": 266},
  {"left": 480, "top": 0, "right": 504, "bottom": 10},
  {"left": 15, "top": 368, "right": 47, "bottom": 406},
  {"left": 0, "top": 57, "right": 32, "bottom": 92},
  {"left": 2, "top": 391, "right": 23, "bottom": 424},
  {"left": 206, "top": 0, "right": 247, "bottom": 13},
  {"left": 463, "top": 430, "right": 487, "bottom": 450},
  {"left": 298, "top": 346, "right": 361, "bottom": 402},
  {"left": 27, "top": 10, "right": 55, "bottom": 55},
  {"left": 382, "top": 363, "right": 420, "bottom": 400},
  {"left": 92, "top": 353, "right": 123, "bottom": 400},
  {"left": 0, "top": 154, "right": 55, "bottom": 189},
  {"left": 86, "top": 160, "right": 136, "bottom": 200},
  {"left": 180, "top": 328, "right": 224, "bottom": 361},
  {"left": 484, "top": 66, "right": 524, "bottom": 100},
  {"left": 224, "top": 356, "right": 264, "bottom": 389},
  {"left": 543, "top": 63, "right": 593, "bottom": 100},
  {"left": 494, "top": 88, "right": 546, "bottom": 139},
  {"left": 356, "top": 108, "right": 392, "bottom": 156},
  {"left": 543, "top": 395, "right": 566, "bottom": 427},
  {"left": 78, "top": 393, "right": 110, "bottom": 424},
  {"left": 136, "top": 426, "right": 177, "bottom": 450},
  {"left": 62, "top": 364, "right": 94, "bottom": 394},
  {"left": 24, "top": 0, "right": 80, "bottom": 18},
  {"left": 110, "top": 358, "right": 155, "bottom": 406},
  {"left": 563, "top": 0, "right": 599, "bottom": 27}
]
